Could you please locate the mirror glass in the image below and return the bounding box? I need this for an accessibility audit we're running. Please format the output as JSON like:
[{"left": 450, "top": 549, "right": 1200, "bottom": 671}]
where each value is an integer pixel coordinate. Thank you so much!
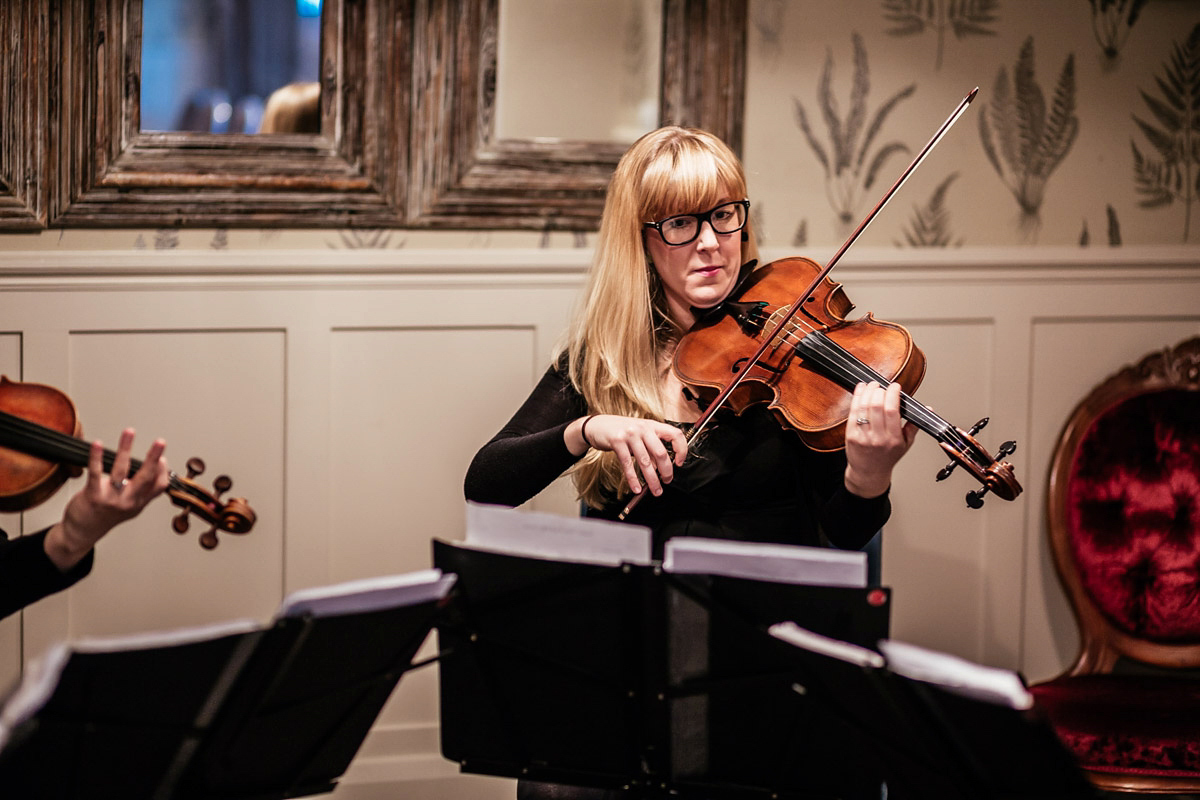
[
  {"left": 140, "top": 0, "right": 322, "bottom": 134},
  {"left": 495, "top": 0, "right": 661, "bottom": 143}
]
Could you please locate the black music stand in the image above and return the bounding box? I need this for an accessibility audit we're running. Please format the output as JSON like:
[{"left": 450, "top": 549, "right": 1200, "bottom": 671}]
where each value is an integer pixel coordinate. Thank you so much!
[
  {"left": 0, "top": 569, "right": 452, "bottom": 800},
  {"left": 435, "top": 532, "right": 1097, "bottom": 800},
  {"left": 433, "top": 537, "right": 893, "bottom": 800},
  {"left": 765, "top": 624, "right": 1100, "bottom": 800}
]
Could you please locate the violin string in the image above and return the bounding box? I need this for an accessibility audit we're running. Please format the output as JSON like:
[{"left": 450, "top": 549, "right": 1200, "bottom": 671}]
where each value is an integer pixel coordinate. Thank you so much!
[
  {"left": 0, "top": 410, "right": 92, "bottom": 465},
  {"left": 0, "top": 409, "right": 194, "bottom": 494},
  {"left": 801, "top": 336, "right": 979, "bottom": 456},
  {"left": 753, "top": 315, "right": 979, "bottom": 455}
]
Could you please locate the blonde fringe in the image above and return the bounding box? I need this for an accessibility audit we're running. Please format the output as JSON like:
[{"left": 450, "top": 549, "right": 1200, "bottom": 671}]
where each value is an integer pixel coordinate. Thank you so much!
[{"left": 555, "top": 126, "right": 756, "bottom": 509}]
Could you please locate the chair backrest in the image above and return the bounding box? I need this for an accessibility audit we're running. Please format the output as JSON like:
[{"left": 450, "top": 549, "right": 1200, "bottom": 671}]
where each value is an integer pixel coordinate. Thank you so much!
[{"left": 1046, "top": 335, "right": 1200, "bottom": 675}]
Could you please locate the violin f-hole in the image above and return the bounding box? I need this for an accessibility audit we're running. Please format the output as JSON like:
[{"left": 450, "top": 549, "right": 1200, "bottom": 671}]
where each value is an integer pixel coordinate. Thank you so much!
[{"left": 732, "top": 356, "right": 786, "bottom": 376}]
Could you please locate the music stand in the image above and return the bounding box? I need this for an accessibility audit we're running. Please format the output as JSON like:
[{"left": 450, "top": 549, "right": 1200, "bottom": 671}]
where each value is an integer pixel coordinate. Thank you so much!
[
  {"left": 766, "top": 624, "right": 1100, "bottom": 800},
  {"left": 433, "top": 538, "right": 893, "bottom": 799},
  {"left": 0, "top": 569, "right": 453, "bottom": 799}
]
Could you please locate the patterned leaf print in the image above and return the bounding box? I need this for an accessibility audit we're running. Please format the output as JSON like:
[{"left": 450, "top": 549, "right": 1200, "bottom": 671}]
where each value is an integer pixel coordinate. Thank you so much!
[
  {"left": 977, "top": 37, "right": 1078, "bottom": 232},
  {"left": 895, "top": 172, "right": 962, "bottom": 247},
  {"left": 1089, "top": 0, "right": 1149, "bottom": 62},
  {"left": 793, "top": 33, "right": 915, "bottom": 226},
  {"left": 881, "top": 0, "right": 998, "bottom": 70},
  {"left": 1130, "top": 22, "right": 1200, "bottom": 241}
]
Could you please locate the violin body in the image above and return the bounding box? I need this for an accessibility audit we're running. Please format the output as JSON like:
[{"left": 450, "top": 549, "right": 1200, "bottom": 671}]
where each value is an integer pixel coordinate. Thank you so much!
[
  {"left": 675, "top": 257, "right": 928, "bottom": 452},
  {"left": 0, "top": 376, "right": 83, "bottom": 511}
]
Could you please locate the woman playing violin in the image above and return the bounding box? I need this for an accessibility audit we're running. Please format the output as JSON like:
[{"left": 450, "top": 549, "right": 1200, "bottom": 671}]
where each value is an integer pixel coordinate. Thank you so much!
[
  {"left": 0, "top": 429, "right": 170, "bottom": 619},
  {"left": 465, "top": 125, "right": 917, "bottom": 555}
]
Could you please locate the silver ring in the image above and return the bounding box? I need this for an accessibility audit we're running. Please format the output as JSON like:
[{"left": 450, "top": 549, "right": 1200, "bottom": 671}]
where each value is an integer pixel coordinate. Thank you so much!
[
  {"left": 111, "top": 478, "right": 127, "bottom": 491},
  {"left": 855, "top": 417, "right": 870, "bottom": 425}
]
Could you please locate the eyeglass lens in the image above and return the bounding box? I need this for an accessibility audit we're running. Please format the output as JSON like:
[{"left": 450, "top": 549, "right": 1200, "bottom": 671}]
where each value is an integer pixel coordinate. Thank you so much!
[{"left": 657, "top": 201, "right": 747, "bottom": 245}]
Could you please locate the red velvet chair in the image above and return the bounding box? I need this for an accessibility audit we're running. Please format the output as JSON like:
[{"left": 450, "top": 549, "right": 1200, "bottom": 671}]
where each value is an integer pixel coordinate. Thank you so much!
[{"left": 1030, "top": 335, "right": 1200, "bottom": 794}]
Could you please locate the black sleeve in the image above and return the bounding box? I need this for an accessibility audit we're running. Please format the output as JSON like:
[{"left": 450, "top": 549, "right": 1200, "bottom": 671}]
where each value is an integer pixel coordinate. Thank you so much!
[
  {"left": 805, "top": 446, "right": 892, "bottom": 551},
  {"left": 0, "top": 528, "right": 94, "bottom": 620},
  {"left": 464, "top": 365, "right": 590, "bottom": 508}
]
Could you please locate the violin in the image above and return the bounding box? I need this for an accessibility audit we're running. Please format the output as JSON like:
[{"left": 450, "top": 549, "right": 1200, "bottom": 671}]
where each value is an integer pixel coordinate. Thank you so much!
[
  {"left": 620, "top": 87, "right": 1021, "bottom": 518},
  {"left": 0, "top": 376, "right": 256, "bottom": 549},
  {"left": 673, "top": 256, "right": 1021, "bottom": 507}
]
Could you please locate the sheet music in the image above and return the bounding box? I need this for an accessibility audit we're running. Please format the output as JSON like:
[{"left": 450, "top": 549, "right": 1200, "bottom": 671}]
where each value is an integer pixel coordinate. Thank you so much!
[
  {"left": 277, "top": 569, "right": 456, "bottom": 619},
  {"left": 465, "top": 501, "right": 653, "bottom": 566},
  {"left": 769, "top": 621, "right": 885, "bottom": 668},
  {"left": 0, "top": 567, "right": 457, "bottom": 755},
  {"left": 878, "top": 639, "right": 1034, "bottom": 710},
  {"left": 662, "top": 536, "right": 867, "bottom": 587},
  {"left": 0, "top": 618, "right": 262, "bottom": 751}
]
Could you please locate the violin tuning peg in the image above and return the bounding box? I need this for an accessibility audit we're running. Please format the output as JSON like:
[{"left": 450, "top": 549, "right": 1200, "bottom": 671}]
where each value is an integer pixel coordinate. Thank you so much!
[
  {"left": 968, "top": 417, "right": 990, "bottom": 436},
  {"left": 966, "top": 487, "right": 989, "bottom": 509},
  {"left": 998, "top": 440, "right": 1017, "bottom": 458},
  {"left": 213, "top": 475, "right": 232, "bottom": 496},
  {"left": 172, "top": 512, "right": 190, "bottom": 533},
  {"left": 185, "top": 456, "right": 207, "bottom": 480},
  {"left": 199, "top": 528, "right": 220, "bottom": 550},
  {"left": 936, "top": 461, "right": 959, "bottom": 482}
]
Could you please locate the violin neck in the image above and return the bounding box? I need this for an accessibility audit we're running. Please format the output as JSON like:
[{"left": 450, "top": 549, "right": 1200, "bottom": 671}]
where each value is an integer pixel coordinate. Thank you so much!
[
  {"left": 792, "top": 332, "right": 951, "bottom": 440},
  {"left": 0, "top": 408, "right": 148, "bottom": 478}
]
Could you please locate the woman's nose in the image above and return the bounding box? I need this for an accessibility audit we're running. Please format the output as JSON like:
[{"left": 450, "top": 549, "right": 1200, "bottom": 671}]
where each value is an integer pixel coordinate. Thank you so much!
[{"left": 694, "top": 219, "right": 720, "bottom": 248}]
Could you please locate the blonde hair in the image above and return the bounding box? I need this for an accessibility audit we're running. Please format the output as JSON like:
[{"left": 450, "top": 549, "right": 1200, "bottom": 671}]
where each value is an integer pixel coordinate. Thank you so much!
[
  {"left": 559, "top": 126, "right": 758, "bottom": 507},
  {"left": 260, "top": 82, "right": 321, "bottom": 134}
]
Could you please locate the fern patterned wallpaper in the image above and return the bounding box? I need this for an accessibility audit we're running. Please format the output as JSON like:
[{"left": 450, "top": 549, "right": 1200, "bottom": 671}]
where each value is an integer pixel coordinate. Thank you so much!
[
  {"left": 747, "top": 0, "right": 1200, "bottom": 250},
  {"left": 0, "top": 0, "right": 1197, "bottom": 254}
]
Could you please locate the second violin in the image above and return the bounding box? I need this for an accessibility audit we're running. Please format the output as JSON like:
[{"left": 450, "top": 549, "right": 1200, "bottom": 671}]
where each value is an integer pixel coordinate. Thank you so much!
[{"left": 0, "top": 376, "right": 256, "bottom": 549}]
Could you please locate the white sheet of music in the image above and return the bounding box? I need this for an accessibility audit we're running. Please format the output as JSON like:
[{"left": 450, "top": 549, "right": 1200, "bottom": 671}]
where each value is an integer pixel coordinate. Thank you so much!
[
  {"left": 276, "top": 569, "right": 456, "bottom": 619},
  {"left": 878, "top": 638, "right": 1034, "bottom": 710},
  {"left": 769, "top": 621, "right": 886, "bottom": 668},
  {"left": 663, "top": 536, "right": 867, "bottom": 587},
  {"left": 465, "top": 501, "right": 653, "bottom": 567}
]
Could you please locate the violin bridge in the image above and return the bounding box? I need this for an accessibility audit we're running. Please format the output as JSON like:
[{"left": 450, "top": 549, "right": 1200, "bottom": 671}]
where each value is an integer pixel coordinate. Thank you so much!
[{"left": 725, "top": 300, "right": 769, "bottom": 336}]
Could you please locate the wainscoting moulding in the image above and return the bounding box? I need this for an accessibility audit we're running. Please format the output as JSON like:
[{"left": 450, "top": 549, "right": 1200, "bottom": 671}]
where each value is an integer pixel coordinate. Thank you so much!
[{"left": 0, "top": 247, "right": 1194, "bottom": 290}]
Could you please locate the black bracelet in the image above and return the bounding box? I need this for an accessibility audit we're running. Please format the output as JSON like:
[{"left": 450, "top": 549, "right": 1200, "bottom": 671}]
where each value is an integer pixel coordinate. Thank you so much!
[{"left": 580, "top": 415, "right": 596, "bottom": 448}]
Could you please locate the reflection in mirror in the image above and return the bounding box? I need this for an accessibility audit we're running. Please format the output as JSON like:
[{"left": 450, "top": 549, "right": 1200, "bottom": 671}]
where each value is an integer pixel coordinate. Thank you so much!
[
  {"left": 140, "top": 0, "right": 321, "bottom": 133},
  {"left": 496, "top": 0, "right": 661, "bottom": 143}
]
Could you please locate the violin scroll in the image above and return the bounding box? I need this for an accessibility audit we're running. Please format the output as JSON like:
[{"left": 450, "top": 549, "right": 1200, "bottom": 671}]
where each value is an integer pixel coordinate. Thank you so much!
[
  {"left": 934, "top": 418, "right": 1022, "bottom": 507},
  {"left": 169, "top": 456, "right": 257, "bottom": 549}
]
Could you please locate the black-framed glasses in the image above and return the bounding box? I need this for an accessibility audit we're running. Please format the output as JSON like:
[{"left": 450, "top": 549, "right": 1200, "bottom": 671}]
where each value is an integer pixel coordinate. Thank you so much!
[{"left": 643, "top": 199, "right": 750, "bottom": 246}]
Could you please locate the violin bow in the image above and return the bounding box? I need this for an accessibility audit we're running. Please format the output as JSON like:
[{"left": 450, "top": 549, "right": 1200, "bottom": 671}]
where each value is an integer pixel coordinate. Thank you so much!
[{"left": 619, "top": 87, "right": 979, "bottom": 521}]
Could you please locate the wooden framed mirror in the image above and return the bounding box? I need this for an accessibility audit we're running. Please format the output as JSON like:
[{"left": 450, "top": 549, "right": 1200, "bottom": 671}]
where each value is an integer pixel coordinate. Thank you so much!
[
  {"left": 33, "top": 0, "right": 745, "bottom": 230},
  {"left": 0, "top": 2, "right": 47, "bottom": 230}
]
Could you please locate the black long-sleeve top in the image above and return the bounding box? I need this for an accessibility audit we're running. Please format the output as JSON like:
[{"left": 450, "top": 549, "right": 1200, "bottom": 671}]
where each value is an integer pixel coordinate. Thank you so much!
[
  {"left": 464, "top": 365, "right": 890, "bottom": 556},
  {"left": 0, "top": 528, "right": 93, "bottom": 620}
]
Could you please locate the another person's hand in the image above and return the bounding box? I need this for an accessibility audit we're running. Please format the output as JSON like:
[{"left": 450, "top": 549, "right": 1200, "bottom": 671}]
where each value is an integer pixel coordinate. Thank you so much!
[
  {"left": 843, "top": 381, "right": 918, "bottom": 498},
  {"left": 43, "top": 429, "right": 170, "bottom": 571},
  {"left": 566, "top": 414, "right": 688, "bottom": 497}
]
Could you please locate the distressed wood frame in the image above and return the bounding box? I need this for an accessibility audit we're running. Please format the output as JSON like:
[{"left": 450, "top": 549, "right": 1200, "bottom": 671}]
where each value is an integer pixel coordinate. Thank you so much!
[
  {"left": 1, "top": 1, "right": 48, "bottom": 229},
  {"left": 39, "top": 0, "right": 745, "bottom": 230}
]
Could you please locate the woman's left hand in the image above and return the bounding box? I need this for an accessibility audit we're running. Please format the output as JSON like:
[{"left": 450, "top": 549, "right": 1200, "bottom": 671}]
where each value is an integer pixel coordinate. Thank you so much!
[
  {"left": 44, "top": 429, "right": 170, "bottom": 571},
  {"left": 843, "top": 381, "right": 918, "bottom": 498}
]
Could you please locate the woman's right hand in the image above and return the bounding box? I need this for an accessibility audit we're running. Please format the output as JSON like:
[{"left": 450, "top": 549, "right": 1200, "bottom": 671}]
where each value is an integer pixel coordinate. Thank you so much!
[{"left": 566, "top": 415, "right": 688, "bottom": 497}]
